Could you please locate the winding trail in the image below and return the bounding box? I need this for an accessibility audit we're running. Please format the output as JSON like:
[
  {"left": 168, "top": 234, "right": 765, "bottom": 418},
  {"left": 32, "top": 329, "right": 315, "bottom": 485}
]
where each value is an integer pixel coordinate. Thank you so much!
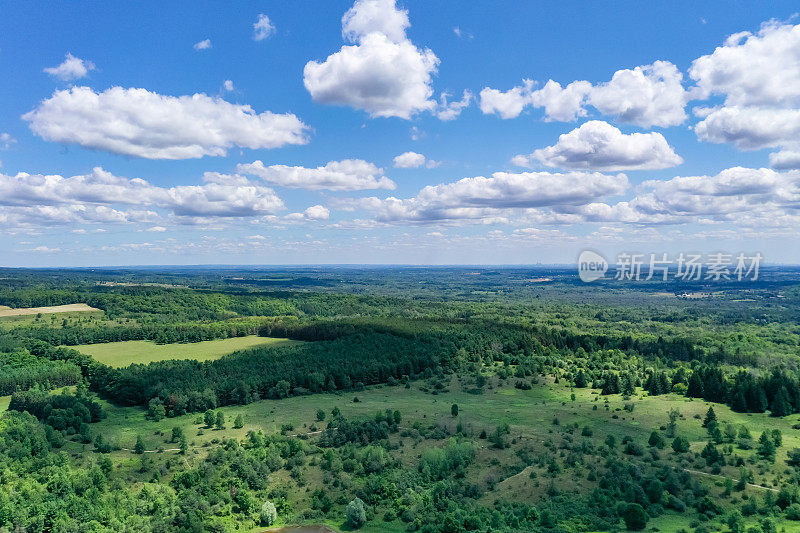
[{"left": 683, "top": 468, "right": 778, "bottom": 492}]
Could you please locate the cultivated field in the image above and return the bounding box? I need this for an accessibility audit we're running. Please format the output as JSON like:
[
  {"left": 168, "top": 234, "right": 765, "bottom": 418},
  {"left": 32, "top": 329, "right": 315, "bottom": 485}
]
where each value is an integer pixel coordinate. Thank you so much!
[
  {"left": 70, "top": 335, "right": 299, "bottom": 367},
  {"left": 0, "top": 303, "right": 100, "bottom": 317}
]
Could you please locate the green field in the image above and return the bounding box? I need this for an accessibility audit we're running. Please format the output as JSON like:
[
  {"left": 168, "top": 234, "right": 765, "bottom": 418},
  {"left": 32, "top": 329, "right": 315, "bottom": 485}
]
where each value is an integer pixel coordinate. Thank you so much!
[{"left": 69, "top": 335, "right": 299, "bottom": 367}]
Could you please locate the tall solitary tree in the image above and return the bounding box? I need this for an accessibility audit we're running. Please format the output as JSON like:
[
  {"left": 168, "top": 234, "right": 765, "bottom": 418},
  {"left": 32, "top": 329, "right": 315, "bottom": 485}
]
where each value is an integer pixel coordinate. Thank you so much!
[
  {"left": 702, "top": 406, "right": 717, "bottom": 428},
  {"left": 758, "top": 432, "right": 776, "bottom": 462},
  {"left": 134, "top": 435, "right": 145, "bottom": 455},
  {"left": 346, "top": 497, "right": 366, "bottom": 528},
  {"left": 260, "top": 500, "right": 277, "bottom": 526}
]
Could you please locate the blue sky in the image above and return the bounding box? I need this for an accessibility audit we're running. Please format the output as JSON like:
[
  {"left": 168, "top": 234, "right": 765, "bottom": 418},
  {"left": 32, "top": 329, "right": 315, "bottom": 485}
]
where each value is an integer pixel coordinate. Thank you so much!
[{"left": 1, "top": 1, "right": 799, "bottom": 266}]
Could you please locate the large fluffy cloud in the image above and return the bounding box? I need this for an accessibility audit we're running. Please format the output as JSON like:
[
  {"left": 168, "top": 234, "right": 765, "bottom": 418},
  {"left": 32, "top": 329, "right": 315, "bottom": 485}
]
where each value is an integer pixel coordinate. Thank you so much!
[
  {"left": 690, "top": 22, "right": 800, "bottom": 163},
  {"left": 0, "top": 167, "right": 163, "bottom": 207},
  {"left": 588, "top": 61, "right": 688, "bottom": 127},
  {"left": 237, "top": 159, "right": 395, "bottom": 190},
  {"left": 577, "top": 167, "right": 800, "bottom": 225},
  {"left": 522, "top": 121, "right": 683, "bottom": 171},
  {"left": 352, "top": 170, "right": 628, "bottom": 223},
  {"left": 0, "top": 167, "right": 287, "bottom": 227},
  {"left": 1, "top": 204, "right": 156, "bottom": 228},
  {"left": 694, "top": 107, "right": 800, "bottom": 150},
  {"left": 689, "top": 21, "right": 800, "bottom": 108},
  {"left": 414, "top": 171, "right": 628, "bottom": 209},
  {"left": 479, "top": 61, "right": 688, "bottom": 127},
  {"left": 630, "top": 167, "right": 800, "bottom": 218},
  {"left": 303, "top": 0, "right": 439, "bottom": 119},
  {"left": 167, "top": 173, "right": 284, "bottom": 217},
  {"left": 23, "top": 87, "right": 310, "bottom": 159},
  {"left": 341, "top": 164, "right": 800, "bottom": 229}
]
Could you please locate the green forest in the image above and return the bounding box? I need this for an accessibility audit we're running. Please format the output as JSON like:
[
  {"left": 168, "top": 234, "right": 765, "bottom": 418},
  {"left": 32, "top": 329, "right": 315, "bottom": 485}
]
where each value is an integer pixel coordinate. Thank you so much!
[{"left": 1, "top": 266, "right": 799, "bottom": 533}]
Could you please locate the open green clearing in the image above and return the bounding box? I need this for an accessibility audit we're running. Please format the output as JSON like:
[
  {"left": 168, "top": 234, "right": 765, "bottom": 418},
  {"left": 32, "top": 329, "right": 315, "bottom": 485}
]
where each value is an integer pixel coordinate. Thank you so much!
[{"left": 69, "top": 335, "right": 299, "bottom": 367}]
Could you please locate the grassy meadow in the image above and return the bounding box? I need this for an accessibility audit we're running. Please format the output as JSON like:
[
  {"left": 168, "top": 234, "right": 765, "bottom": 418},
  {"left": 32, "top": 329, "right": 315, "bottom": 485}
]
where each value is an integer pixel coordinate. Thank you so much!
[{"left": 69, "top": 335, "right": 300, "bottom": 367}]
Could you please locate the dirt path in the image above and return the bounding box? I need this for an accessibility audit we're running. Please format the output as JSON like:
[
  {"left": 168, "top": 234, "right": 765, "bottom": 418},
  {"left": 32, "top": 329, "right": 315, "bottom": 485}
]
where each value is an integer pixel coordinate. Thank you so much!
[{"left": 683, "top": 468, "right": 778, "bottom": 492}]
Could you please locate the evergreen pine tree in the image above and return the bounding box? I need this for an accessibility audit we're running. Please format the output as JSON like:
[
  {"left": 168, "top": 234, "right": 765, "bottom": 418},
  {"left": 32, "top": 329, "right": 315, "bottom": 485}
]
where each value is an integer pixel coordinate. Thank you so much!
[
  {"left": 770, "top": 386, "right": 792, "bottom": 417},
  {"left": 702, "top": 406, "right": 717, "bottom": 428},
  {"left": 134, "top": 435, "right": 145, "bottom": 454}
]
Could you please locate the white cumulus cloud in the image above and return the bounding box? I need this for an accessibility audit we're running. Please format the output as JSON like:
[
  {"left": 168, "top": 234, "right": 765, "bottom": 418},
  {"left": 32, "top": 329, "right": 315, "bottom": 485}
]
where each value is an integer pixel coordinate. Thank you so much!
[
  {"left": 352, "top": 170, "right": 629, "bottom": 224},
  {"left": 43, "top": 53, "right": 95, "bottom": 81},
  {"left": 23, "top": 86, "right": 310, "bottom": 159},
  {"left": 238, "top": 159, "right": 396, "bottom": 190},
  {"left": 588, "top": 61, "right": 688, "bottom": 127},
  {"left": 393, "top": 151, "right": 426, "bottom": 168},
  {"left": 479, "top": 61, "right": 688, "bottom": 127},
  {"left": 342, "top": 0, "right": 409, "bottom": 44},
  {"left": 0, "top": 167, "right": 292, "bottom": 230},
  {"left": 694, "top": 107, "right": 800, "bottom": 150},
  {"left": 479, "top": 80, "right": 535, "bottom": 120},
  {"left": 528, "top": 80, "right": 593, "bottom": 122},
  {"left": 632, "top": 167, "right": 800, "bottom": 217},
  {"left": 689, "top": 21, "right": 800, "bottom": 162},
  {"left": 303, "top": 0, "right": 440, "bottom": 119},
  {"left": 167, "top": 172, "right": 284, "bottom": 217},
  {"left": 689, "top": 21, "right": 800, "bottom": 108},
  {"left": 770, "top": 149, "right": 800, "bottom": 170},
  {"left": 523, "top": 121, "right": 683, "bottom": 171},
  {"left": 304, "top": 205, "right": 331, "bottom": 220},
  {"left": 193, "top": 39, "right": 212, "bottom": 51}
]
